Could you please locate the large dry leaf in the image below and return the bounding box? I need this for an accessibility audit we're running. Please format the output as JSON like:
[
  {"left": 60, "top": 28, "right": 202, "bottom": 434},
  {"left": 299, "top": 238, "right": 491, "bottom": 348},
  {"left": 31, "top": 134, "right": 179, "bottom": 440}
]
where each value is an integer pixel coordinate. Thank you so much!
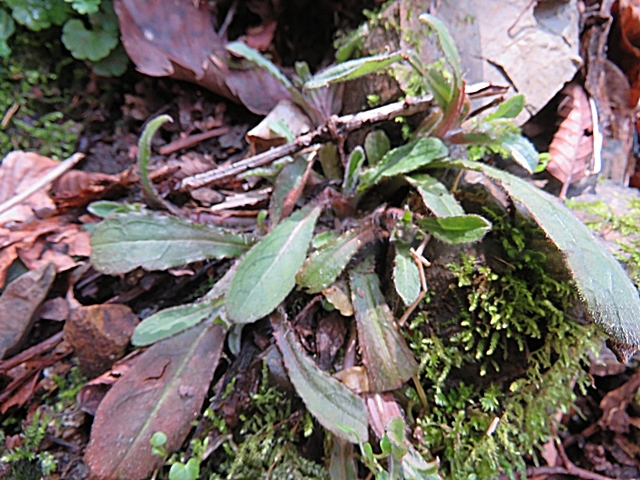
[
  {"left": 616, "top": 0, "right": 640, "bottom": 105},
  {"left": 85, "top": 320, "right": 226, "bottom": 480},
  {"left": 0, "top": 263, "right": 56, "bottom": 359},
  {"left": 0, "top": 151, "right": 59, "bottom": 224},
  {"left": 0, "top": 216, "right": 91, "bottom": 288},
  {"left": 114, "top": 0, "right": 291, "bottom": 115},
  {"left": 547, "top": 83, "right": 594, "bottom": 196}
]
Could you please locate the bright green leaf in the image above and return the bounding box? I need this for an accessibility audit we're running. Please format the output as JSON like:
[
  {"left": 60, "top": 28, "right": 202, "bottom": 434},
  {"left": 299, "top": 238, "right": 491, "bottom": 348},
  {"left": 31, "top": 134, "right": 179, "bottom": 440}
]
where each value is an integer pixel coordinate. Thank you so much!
[
  {"left": 349, "top": 258, "right": 419, "bottom": 391},
  {"left": 271, "top": 310, "right": 369, "bottom": 443},
  {"left": 360, "top": 137, "right": 448, "bottom": 189},
  {"left": 486, "top": 94, "right": 525, "bottom": 120},
  {"left": 297, "top": 227, "right": 374, "bottom": 293},
  {"left": 393, "top": 242, "right": 421, "bottom": 306},
  {"left": 65, "top": 0, "right": 100, "bottom": 15},
  {"left": 226, "top": 206, "right": 321, "bottom": 324},
  {"left": 417, "top": 214, "right": 491, "bottom": 244},
  {"left": 62, "top": 18, "right": 118, "bottom": 61},
  {"left": 450, "top": 160, "right": 640, "bottom": 350},
  {"left": 304, "top": 51, "right": 404, "bottom": 90},
  {"left": 90, "top": 212, "right": 253, "bottom": 274},
  {"left": 406, "top": 174, "right": 465, "bottom": 217},
  {"left": 364, "top": 130, "right": 390, "bottom": 166},
  {"left": 6, "top": 0, "right": 72, "bottom": 31},
  {"left": 169, "top": 459, "right": 199, "bottom": 480}
]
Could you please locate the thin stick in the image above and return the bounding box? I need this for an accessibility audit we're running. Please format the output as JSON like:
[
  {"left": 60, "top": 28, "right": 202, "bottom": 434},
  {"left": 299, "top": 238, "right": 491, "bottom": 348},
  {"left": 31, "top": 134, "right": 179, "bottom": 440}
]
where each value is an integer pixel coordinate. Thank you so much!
[
  {"left": 0, "top": 152, "right": 85, "bottom": 217},
  {"left": 178, "top": 95, "right": 436, "bottom": 190}
]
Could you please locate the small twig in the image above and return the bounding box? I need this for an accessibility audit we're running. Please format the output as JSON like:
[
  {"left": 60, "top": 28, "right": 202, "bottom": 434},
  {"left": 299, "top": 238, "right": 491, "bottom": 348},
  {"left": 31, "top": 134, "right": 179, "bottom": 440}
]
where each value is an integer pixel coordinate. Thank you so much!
[
  {"left": 0, "top": 153, "right": 85, "bottom": 217},
  {"left": 158, "top": 126, "right": 229, "bottom": 155},
  {"left": 0, "top": 331, "right": 64, "bottom": 374},
  {"left": 555, "top": 437, "right": 616, "bottom": 480},
  {"left": 1, "top": 102, "right": 20, "bottom": 128},
  {"left": 178, "top": 95, "right": 436, "bottom": 190}
]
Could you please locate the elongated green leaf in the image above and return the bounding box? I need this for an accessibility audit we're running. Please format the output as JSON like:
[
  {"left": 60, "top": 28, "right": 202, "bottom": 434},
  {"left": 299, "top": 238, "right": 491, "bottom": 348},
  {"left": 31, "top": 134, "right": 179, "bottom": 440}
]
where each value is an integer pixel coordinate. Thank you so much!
[
  {"left": 425, "top": 67, "right": 452, "bottom": 109},
  {"left": 393, "top": 242, "right": 421, "bottom": 306},
  {"left": 226, "top": 206, "right": 321, "bottom": 323},
  {"left": 349, "top": 258, "right": 418, "bottom": 392},
  {"left": 500, "top": 134, "right": 539, "bottom": 174},
  {"left": 486, "top": 94, "right": 525, "bottom": 120},
  {"left": 419, "top": 13, "right": 461, "bottom": 84},
  {"left": 304, "top": 51, "right": 404, "bottom": 90},
  {"left": 329, "top": 438, "right": 358, "bottom": 480},
  {"left": 343, "top": 146, "right": 365, "bottom": 196},
  {"left": 225, "top": 41, "right": 315, "bottom": 119},
  {"left": 359, "top": 137, "right": 448, "bottom": 189},
  {"left": 138, "top": 115, "right": 172, "bottom": 207},
  {"left": 406, "top": 174, "right": 464, "bottom": 217},
  {"left": 417, "top": 214, "right": 491, "bottom": 244},
  {"left": 90, "top": 213, "right": 253, "bottom": 274},
  {"left": 297, "top": 227, "right": 374, "bottom": 293},
  {"left": 445, "top": 160, "right": 640, "bottom": 349},
  {"left": 364, "top": 130, "right": 390, "bottom": 166},
  {"left": 271, "top": 310, "right": 369, "bottom": 443},
  {"left": 132, "top": 300, "right": 222, "bottom": 347}
]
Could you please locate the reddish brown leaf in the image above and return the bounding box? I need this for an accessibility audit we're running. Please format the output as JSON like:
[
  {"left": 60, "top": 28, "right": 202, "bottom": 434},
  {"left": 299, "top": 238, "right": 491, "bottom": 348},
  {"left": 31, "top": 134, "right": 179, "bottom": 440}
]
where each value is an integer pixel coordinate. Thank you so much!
[
  {"left": 364, "top": 392, "right": 404, "bottom": 439},
  {"left": 76, "top": 350, "right": 143, "bottom": 416},
  {"left": 0, "top": 217, "right": 91, "bottom": 289},
  {"left": 63, "top": 304, "right": 139, "bottom": 377},
  {"left": 39, "top": 297, "right": 70, "bottom": 322},
  {"left": 0, "top": 263, "right": 56, "bottom": 359},
  {"left": 114, "top": 0, "right": 290, "bottom": 115},
  {"left": 85, "top": 320, "right": 226, "bottom": 480},
  {"left": 616, "top": 0, "right": 640, "bottom": 105},
  {"left": 0, "top": 152, "right": 59, "bottom": 224},
  {"left": 547, "top": 83, "right": 594, "bottom": 197},
  {"left": 599, "top": 370, "right": 640, "bottom": 434},
  {"left": 51, "top": 169, "right": 129, "bottom": 209}
]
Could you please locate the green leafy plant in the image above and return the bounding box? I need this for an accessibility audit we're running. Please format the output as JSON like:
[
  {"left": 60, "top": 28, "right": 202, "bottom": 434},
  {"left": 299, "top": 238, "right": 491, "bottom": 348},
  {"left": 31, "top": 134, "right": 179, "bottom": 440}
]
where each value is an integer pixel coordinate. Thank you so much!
[
  {"left": 0, "top": 0, "right": 127, "bottom": 75},
  {"left": 88, "top": 13, "right": 640, "bottom": 479}
]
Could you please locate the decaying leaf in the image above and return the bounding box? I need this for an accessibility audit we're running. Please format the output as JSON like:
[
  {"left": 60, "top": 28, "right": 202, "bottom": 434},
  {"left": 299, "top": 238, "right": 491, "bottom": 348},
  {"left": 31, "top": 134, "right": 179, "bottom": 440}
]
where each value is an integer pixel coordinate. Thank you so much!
[
  {"left": 349, "top": 258, "right": 418, "bottom": 392},
  {"left": 0, "top": 263, "right": 56, "bottom": 359},
  {"left": 226, "top": 206, "right": 321, "bottom": 324},
  {"left": 114, "top": 0, "right": 291, "bottom": 114},
  {"left": 0, "top": 151, "right": 59, "bottom": 224},
  {"left": 271, "top": 309, "right": 369, "bottom": 444},
  {"left": 0, "top": 216, "right": 91, "bottom": 289},
  {"left": 85, "top": 319, "right": 226, "bottom": 480},
  {"left": 547, "top": 83, "right": 594, "bottom": 197},
  {"left": 90, "top": 212, "right": 253, "bottom": 274}
]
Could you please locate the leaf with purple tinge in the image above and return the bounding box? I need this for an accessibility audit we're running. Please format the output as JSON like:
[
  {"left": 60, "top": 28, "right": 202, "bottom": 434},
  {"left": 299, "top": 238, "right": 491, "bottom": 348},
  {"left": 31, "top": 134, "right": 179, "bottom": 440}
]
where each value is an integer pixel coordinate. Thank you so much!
[{"left": 85, "top": 319, "right": 226, "bottom": 480}]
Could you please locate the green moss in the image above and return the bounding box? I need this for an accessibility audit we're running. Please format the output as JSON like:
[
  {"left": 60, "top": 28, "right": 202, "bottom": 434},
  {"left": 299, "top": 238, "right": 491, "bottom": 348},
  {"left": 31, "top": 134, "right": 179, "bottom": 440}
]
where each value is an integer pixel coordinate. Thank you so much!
[
  {"left": 406, "top": 213, "right": 601, "bottom": 479},
  {"left": 0, "top": 29, "right": 83, "bottom": 159}
]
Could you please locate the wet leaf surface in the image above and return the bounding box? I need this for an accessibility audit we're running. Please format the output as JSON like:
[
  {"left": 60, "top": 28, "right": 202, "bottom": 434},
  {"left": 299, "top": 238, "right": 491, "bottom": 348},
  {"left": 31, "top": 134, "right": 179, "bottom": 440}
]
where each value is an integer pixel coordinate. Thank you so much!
[
  {"left": 417, "top": 214, "right": 492, "bottom": 244},
  {"left": 85, "top": 319, "right": 226, "bottom": 480},
  {"left": 406, "top": 174, "right": 464, "bottom": 217},
  {"left": 393, "top": 242, "right": 421, "bottom": 306}
]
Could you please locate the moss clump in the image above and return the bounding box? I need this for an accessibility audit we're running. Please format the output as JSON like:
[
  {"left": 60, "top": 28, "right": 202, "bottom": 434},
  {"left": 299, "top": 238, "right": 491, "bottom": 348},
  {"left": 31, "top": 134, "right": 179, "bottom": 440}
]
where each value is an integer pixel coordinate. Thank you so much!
[
  {"left": 206, "top": 363, "right": 328, "bottom": 480},
  {"left": 405, "top": 212, "right": 602, "bottom": 479},
  {"left": 0, "top": 29, "right": 83, "bottom": 159}
]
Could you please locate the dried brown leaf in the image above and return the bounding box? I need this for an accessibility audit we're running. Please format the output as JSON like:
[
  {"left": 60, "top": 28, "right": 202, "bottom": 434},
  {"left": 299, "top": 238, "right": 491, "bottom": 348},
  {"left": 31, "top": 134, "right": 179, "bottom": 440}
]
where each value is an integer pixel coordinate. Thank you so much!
[
  {"left": 114, "top": 0, "right": 291, "bottom": 115},
  {"left": 547, "top": 83, "right": 594, "bottom": 196},
  {"left": 0, "top": 263, "right": 56, "bottom": 359},
  {"left": 0, "top": 152, "right": 59, "bottom": 224},
  {"left": 85, "top": 320, "right": 225, "bottom": 480}
]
